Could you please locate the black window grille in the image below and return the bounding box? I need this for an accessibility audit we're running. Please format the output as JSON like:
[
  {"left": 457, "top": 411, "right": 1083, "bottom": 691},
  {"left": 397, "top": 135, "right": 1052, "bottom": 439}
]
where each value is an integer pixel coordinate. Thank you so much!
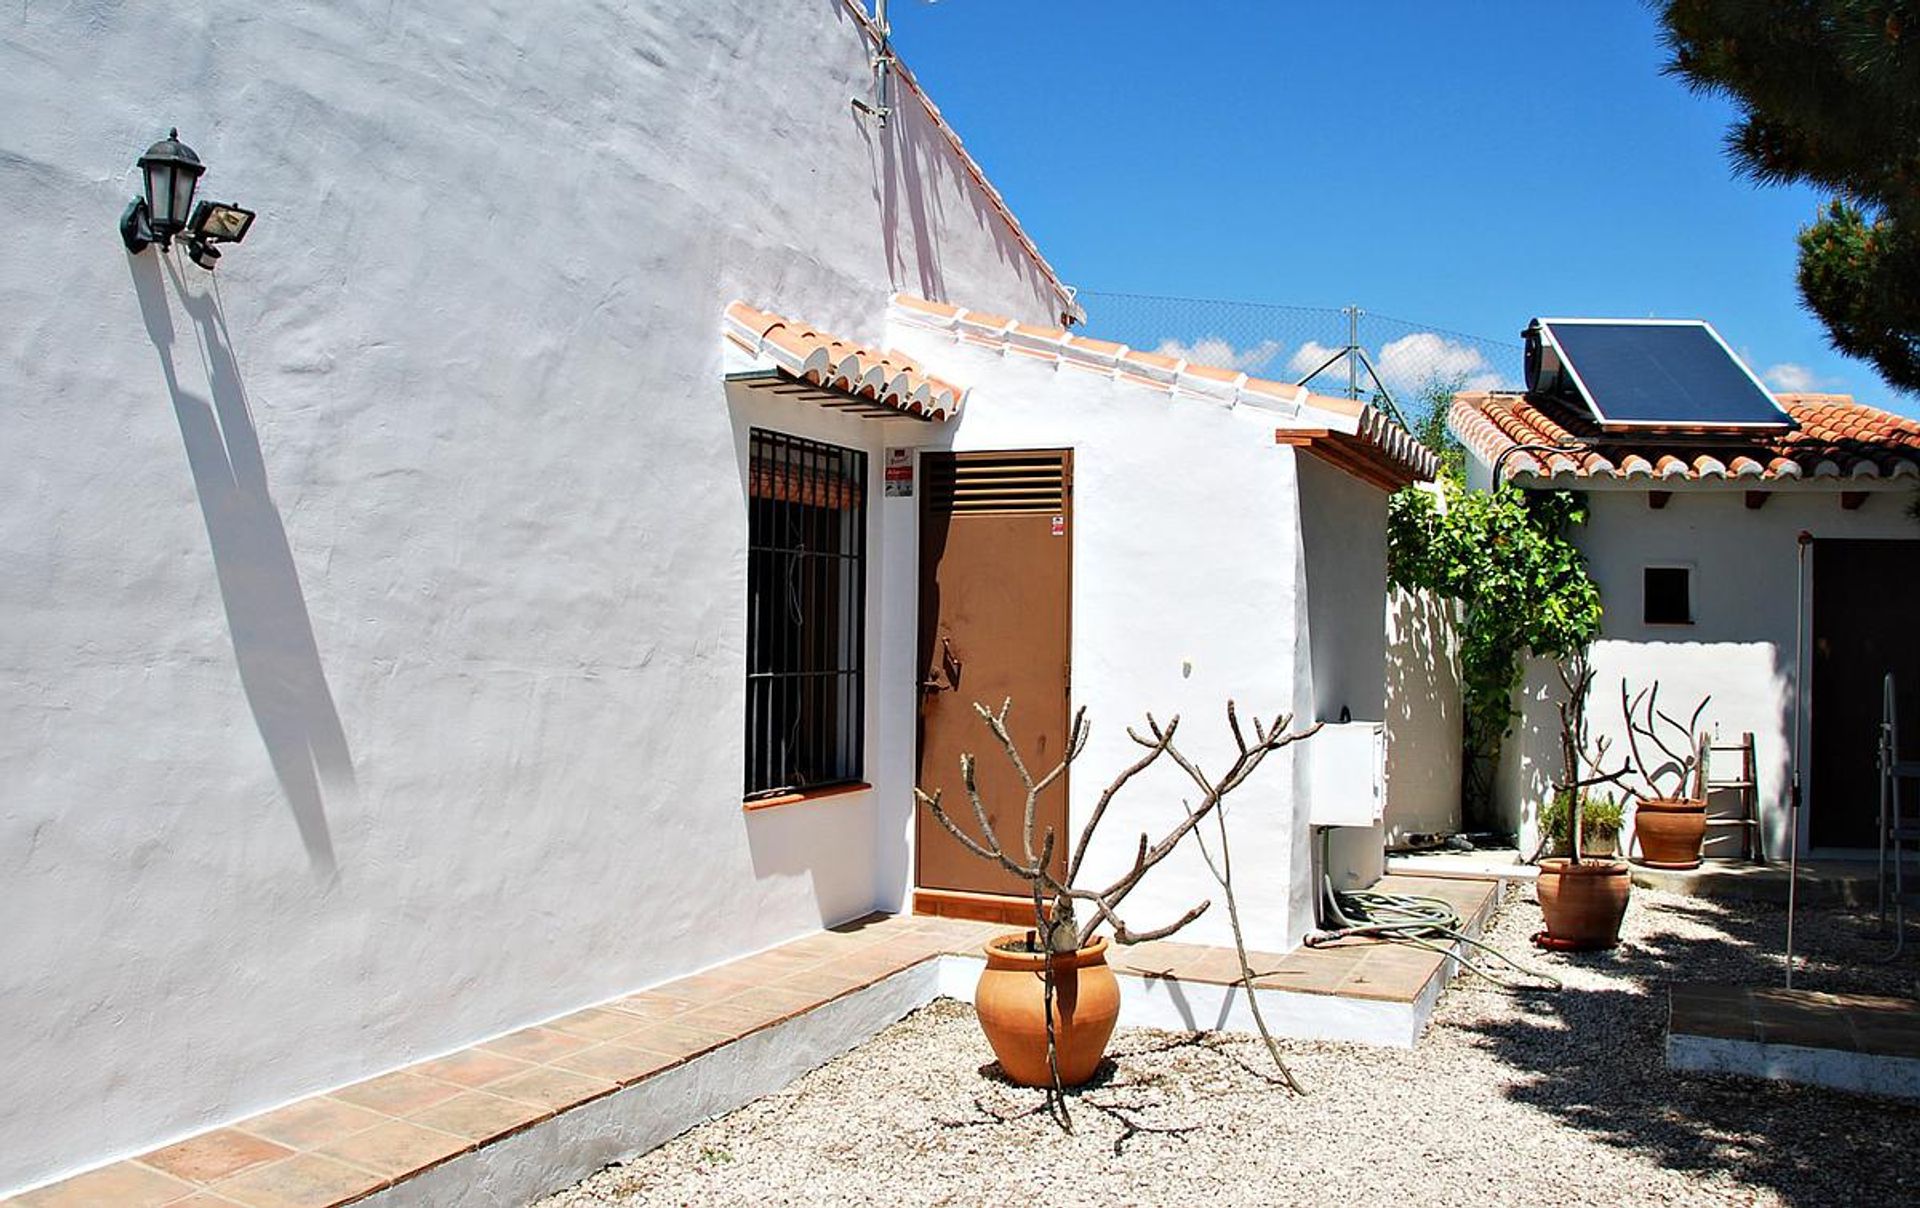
[{"left": 745, "top": 429, "right": 868, "bottom": 796}]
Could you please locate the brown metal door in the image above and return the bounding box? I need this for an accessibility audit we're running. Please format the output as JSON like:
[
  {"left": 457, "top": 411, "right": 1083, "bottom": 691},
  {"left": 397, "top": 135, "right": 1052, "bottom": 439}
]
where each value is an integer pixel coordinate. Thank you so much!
[
  {"left": 1810, "top": 538, "right": 1920, "bottom": 848},
  {"left": 916, "top": 450, "right": 1073, "bottom": 896}
]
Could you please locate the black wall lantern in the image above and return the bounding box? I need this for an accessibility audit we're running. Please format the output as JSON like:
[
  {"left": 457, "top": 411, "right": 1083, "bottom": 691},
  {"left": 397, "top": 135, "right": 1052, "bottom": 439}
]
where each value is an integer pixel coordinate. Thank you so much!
[{"left": 120, "top": 128, "right": 255, "bottom": 269}]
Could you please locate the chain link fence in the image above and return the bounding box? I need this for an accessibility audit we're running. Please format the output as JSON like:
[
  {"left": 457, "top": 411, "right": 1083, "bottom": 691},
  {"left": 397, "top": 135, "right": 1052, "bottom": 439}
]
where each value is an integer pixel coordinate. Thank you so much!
[{"left": 1075, "top": 290, "right": 1523, "bottom": 423}]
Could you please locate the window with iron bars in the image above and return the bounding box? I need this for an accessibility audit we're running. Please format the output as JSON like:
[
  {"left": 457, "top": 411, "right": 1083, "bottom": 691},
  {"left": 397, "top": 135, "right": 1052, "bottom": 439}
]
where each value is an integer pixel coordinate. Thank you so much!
[{"left": 745, "top": 429, "right": 868, "bottom": 797}]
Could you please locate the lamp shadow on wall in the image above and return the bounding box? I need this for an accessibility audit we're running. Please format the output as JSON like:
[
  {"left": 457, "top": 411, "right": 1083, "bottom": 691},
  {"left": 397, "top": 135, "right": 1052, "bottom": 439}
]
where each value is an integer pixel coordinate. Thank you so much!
[{"left": 130, "top": 254, "right": 355, "bottom": 878}]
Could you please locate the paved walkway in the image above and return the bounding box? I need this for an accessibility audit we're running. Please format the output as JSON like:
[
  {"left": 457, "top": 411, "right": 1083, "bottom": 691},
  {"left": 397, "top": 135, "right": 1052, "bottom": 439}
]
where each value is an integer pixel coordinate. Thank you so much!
[{"left": 4, "top": 875, "right": 1490, "bottom": 1207}]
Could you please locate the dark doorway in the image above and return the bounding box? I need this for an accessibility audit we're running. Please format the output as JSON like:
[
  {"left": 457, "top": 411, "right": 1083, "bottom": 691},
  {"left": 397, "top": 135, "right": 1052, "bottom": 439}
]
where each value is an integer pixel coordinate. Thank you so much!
[{"left": 1810, "top": 538, "right": 1920, "bottom": 848}]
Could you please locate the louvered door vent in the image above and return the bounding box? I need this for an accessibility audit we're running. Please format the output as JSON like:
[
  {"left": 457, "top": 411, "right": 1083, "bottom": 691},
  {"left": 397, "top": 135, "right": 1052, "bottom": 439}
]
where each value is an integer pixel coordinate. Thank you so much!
[{"left": 925, "top": 455, "right": 1067, "bottom": 514}]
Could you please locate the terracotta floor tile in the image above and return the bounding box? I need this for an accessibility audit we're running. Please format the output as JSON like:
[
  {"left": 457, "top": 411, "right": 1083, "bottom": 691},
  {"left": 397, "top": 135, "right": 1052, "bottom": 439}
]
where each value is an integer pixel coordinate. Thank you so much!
[
  {"left": 476, "top": 1026, "right": 592, "bottom": 1065},
  {"left": 165, "top": 1195, "right": 250, "bottom": 1206},
  {"left": 139, "top": 1128, "right": 293, "bottom": 1184},
  {"left": 212, "top": 1153, "right": 386, "bottom": 1208},
  {"left": 408, "top": 1047, "right": 533, "bottom": 1089},
  {"left": 1335, "top": 961, "right": 1427, "bottom": 1003},
  {"left": 773, "top": 966, "right": 874, "bottom": 1000},
  {"left": 234, "top": 1098, "right": 388, "bottom": 1151},
  {"left": 317, "top": 1120, "right": 471, "bottom": 1179},
  {"left": 726, "top": 983, "right": 830, "bottom": 1017},
  {"left": 1239, "top": 950, "right": 1291, "bottom": 979},
  {"left": 1168, "top": 950, "right": 1247, "bottom": 985},
  {"left": 825, "top": 912, "right": 898, "bottom": 939},
  {"left": 622, "top": 1019, "right": 733, "bottom": 1061},
  {"left": 721, "top": 947, "right": 827, "bottom": 984},
  {"left": 11, "top": 1161, "right": 193, "bottom": 1208},
  {"left": 669, "top": 1000, "right": 772, "bottom": 1036},
  {"left": 702, "top": 986, "right": 822, "bottom": 1031},
  {"left": 1849, "top": 1015, "right": 1920, "bottom": 1058},
  {"left": 487, "top": 1065, "right": 617, "bottom": 1112},
  {"left": 543, "top": 1007, "right": 645, "bottom": 1042},
  {"left": 603, "top": 992, "right": 690, "bottom": 1024},
  {"left": 1252, "top": 959, "right": 1354, "bottom": 996},
  {"left": 647, "top": 971, "right": 760, "bottom": 1010},
  {"left": 549, "top": 1041, "right": 680, "bottom": 1085},
  {"left": 820, "top": 948, "right": 915, "bottom": 983},
  {"left": 1669, "top": 986, "right": 1756, "bottom": 1041},
  {"left": 772, "top": 933, "right": 868, "bottom": 961},
  {"left": 407, "top": 1091, "right": 551, "bottom": 1143},
  {"left": 328, "top": 1071, "right": 461, "bottom": 1117}
]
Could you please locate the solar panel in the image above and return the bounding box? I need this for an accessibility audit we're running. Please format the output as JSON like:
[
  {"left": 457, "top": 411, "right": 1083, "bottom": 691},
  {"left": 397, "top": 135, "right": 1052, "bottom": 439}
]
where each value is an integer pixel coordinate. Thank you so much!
[{"left": 1525, "top": 319, "right": 1794, "bottom": 432}]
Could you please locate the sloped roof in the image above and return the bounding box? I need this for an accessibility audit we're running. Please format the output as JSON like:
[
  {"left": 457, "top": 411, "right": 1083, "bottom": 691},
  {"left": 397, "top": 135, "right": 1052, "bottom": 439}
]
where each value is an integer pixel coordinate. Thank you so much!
[
  {"left": 723, "top": 294, "right": 1441, "bottom": 489},
  {"left": 1452, "top": 390, "right": 1920, "bottom": 485},
  {"left": 891, "top": 294, "right": 1438, "bottom": 487},
  {"left": 724, "top": 301, "right": 965, "bottom": 420}
]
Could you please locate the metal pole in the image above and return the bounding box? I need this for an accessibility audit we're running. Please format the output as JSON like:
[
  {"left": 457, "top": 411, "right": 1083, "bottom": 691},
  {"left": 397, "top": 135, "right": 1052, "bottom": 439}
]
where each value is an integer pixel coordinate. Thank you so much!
[
  {"left": 1882, "top": 673, "right": 1892, "bottom": 929},
  {"left": 1787, "top": 530, "right": 1812, "bottom": 988},
  {"left": 1346, "top": 305, "right": 1360, "bottom": 401}
]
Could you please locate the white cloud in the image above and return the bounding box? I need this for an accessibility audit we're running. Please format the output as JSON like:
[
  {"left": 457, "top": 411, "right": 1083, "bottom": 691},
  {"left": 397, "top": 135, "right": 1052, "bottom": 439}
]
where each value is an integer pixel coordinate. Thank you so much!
[
  {"left": 1762, "top": 362, "right": 1824, "bottom": 392},
  {"left": 1374, "top": 332, "right": 1505, "bottom": 394},
  {"left": 1152, "top": 335, "right": 1286, "bottom": 374},
  {"left": 1287, "top": 340, "right": 1345, "bottom": 383}
]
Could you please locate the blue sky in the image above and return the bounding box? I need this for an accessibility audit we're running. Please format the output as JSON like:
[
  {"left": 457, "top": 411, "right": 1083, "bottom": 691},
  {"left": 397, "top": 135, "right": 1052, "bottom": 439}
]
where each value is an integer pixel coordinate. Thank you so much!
[{"left": 890, "top": 1, "right": 1916, "bottom": 416}]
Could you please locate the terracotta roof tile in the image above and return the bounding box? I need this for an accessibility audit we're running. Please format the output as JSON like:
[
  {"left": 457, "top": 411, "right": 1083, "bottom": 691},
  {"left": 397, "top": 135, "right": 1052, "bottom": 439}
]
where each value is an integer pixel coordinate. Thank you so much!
[
  {"left": 886, "top": 293, "right": 1438, "bottom": 486},
  {"left": 724, "top": 300, "right": 964, "bottom": 420},
  {"left": 1452, "top": 390, "right": 1920, "bottom": 485}
]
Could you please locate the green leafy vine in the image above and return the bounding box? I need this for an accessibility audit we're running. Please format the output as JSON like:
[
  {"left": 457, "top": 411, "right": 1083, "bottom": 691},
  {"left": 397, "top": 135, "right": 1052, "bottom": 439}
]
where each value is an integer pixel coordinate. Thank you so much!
[{"left": 1386, "top": 483, "right": 1603, "bottom": 829}]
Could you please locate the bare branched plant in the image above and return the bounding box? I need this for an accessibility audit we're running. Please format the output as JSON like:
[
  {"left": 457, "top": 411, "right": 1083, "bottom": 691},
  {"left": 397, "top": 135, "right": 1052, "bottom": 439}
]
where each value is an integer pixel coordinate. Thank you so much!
[
  {"left": 1550, "top": 653, "right": 1630, "bottom": 865},
  {"left": 1620, "top": 680, "right": 1712, "bottom": 803},
  {"left": 916, "top": 699, "right": 1318, "bottom": 953},
  {"left": 915, "top": 698, "right": 1320, "bottom": 1119}
]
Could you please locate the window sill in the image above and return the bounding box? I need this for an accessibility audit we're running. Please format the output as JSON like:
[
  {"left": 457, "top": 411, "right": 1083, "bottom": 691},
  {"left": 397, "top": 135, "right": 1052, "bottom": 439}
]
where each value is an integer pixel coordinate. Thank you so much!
[{"left": 742, "top": 782, "right": 872, "bottom": 813}]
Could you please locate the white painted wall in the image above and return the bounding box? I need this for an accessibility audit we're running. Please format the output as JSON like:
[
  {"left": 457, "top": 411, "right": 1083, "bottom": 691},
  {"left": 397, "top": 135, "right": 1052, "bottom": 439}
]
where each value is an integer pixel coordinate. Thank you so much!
[
  {"left": 1383, "top": 585, "right": 1463, "bottom": 843},
  {"left": 0, "top": 0, "right": 1068, "bottom": 1191},
  {"left": 1296, "top": 456, "right": 1393, "bottom": 890},
  {"left": 884, "top": 316, "right": 1360, "bottom": 953},
  {"left": 1490, "top": 485, "right": 1920, "bottom": 859}
]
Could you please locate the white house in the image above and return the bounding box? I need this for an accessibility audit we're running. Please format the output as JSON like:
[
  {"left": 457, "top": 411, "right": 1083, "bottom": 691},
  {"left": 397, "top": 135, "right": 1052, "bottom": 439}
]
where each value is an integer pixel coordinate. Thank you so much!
[
  {"left": 0, "top": 0, "right": 1439, "bottom": 1194},
  {"left": 1453, "top": 373, "right": 1920, "bottom": 861}
]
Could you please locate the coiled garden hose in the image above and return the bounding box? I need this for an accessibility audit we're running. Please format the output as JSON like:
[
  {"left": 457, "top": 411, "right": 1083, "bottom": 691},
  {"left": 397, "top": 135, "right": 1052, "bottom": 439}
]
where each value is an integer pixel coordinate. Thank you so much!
[{"left": 1309, "top": 879, "right": 1563, "bottom": 992}]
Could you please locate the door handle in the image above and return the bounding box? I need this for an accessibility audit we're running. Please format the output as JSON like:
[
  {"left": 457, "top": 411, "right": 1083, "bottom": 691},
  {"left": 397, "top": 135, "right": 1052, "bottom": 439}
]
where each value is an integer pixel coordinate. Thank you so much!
[{"left": 921, "top": 637, "right": 963, "bottom": 693}]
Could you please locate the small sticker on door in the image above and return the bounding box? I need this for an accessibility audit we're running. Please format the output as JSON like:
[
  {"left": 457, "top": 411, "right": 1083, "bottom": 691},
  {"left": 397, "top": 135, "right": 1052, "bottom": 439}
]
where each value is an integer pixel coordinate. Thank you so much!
[{"left": 1050, "top": 515, "right": 1065, "bottom": 537}]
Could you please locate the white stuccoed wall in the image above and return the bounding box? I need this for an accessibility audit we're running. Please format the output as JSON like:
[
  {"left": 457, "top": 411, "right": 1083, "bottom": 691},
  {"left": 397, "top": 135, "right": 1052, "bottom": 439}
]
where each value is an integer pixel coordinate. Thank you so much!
[
  {"left": 1383, "top": 584, "right": 1464, "bottom": 842},
  {"left": 883, "top": 315, "right": 1390, "bottom": 952},
  {"left": 1493, "top": 485, "right": 1920, "bottom": 858},
  {"left": 1296, "top": 456, "right": 1394, "bottom": 890},
  {"left": 0, "top": 0, "right": 1069, "bottom": 1191}
]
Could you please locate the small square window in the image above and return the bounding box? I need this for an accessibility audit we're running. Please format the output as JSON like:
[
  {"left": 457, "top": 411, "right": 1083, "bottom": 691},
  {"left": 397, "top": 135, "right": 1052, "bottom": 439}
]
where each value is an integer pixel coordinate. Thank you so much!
[{"left": 1643, "top": 566, "right": 1692, "bottom": 625}]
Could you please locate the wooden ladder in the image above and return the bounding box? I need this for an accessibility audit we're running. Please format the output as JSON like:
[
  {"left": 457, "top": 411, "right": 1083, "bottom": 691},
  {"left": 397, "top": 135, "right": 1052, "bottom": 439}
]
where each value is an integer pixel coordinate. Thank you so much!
[{"left": 1706, "top": 732, "right": 1762, "bottom": 863}]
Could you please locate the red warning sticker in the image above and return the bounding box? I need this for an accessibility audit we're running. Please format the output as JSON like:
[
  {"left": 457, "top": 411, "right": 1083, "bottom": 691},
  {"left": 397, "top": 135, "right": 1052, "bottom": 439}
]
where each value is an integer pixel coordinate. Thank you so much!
[{"left": 1050, "top": 515, "right": 1065, "bottom": 537}]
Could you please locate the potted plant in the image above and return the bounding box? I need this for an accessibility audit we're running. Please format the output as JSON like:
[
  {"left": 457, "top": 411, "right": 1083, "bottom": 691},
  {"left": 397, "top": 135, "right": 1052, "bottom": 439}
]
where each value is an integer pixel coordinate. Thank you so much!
[
  {"left": 1621, "top": 682, "right": 1712, "bottom": 870},
  {"left": 1536, "top": 789, "right": 1623, "bottom": 859},
  {"left": 1534, "top": 654, "right": 1635, "bottom": 950},
  {"left": 1581, "top": 794, "right": 1624, "bottom": 857},
  {"left": 915, "top": 699, "right": 1312, "bottom": 1091}
]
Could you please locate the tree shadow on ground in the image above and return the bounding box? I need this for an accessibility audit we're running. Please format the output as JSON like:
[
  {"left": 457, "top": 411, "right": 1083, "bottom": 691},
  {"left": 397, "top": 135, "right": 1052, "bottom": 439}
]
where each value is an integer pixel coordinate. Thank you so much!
[{"left": 1463, "top": 893, "right": 1920, "bottom": 1207}]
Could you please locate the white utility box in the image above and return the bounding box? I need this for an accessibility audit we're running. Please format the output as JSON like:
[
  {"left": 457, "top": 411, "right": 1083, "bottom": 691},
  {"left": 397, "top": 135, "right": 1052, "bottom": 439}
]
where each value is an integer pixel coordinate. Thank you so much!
[{"left": 1306, "top": 720, "right": 1385, "bottom": 827}]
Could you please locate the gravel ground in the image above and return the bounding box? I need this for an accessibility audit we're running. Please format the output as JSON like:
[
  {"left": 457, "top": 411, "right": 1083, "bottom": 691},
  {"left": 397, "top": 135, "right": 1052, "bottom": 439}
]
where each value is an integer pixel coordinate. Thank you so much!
[{"left": 535, "top": 889, "right": 1920, "bottom": 1207}]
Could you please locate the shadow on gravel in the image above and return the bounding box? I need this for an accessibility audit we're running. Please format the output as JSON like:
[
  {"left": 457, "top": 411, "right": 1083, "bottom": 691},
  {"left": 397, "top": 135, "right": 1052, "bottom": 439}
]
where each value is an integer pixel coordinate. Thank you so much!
[{"left": 1466, "top": 893, "right": 1920, "bottom": 1207}]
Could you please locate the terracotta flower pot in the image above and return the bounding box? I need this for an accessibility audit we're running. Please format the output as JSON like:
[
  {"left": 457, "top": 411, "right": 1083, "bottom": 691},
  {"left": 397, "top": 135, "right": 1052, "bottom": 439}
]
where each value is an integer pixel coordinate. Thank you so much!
[
  {"left": 1633, "top": 797, "right": 1708, "bottom": 869},
  {"left": 975, "top": 933, "right": 1120, "bottom": 1087},
  {"left": 1535, "top": 857, "right": 1631, "bottom": 950}
]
